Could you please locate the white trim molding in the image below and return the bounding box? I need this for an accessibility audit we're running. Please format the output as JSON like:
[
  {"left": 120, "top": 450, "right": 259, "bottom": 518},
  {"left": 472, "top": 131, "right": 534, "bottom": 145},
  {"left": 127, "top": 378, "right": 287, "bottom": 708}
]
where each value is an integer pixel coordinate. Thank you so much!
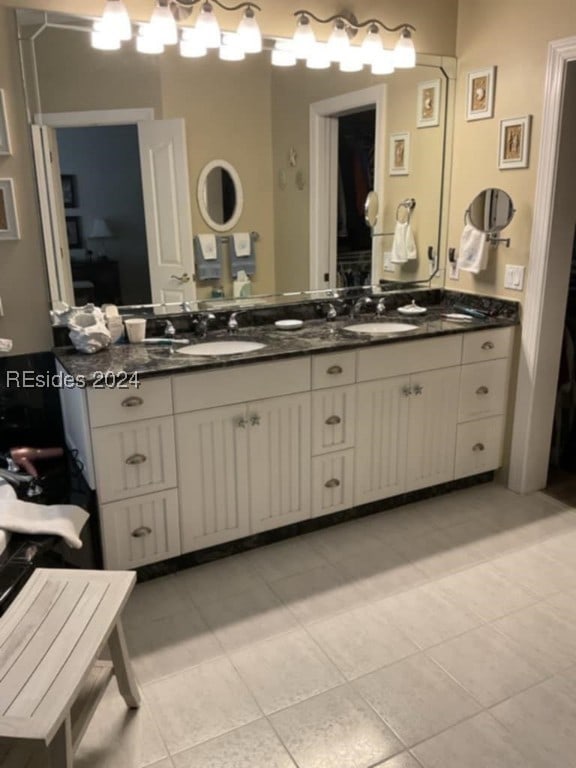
[
  {"left": 509, "top": 36, "right": 576, "bottom": 493},
  {"left": 33, "top": 108, "right": 154, "bottom": 127}
]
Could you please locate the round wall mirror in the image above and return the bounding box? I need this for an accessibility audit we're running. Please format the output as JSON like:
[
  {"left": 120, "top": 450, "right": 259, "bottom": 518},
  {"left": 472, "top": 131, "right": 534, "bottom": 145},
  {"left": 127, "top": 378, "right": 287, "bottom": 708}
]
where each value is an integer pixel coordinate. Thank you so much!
[
  {"left": 197, "top": 160, "right": 243, "bottom": 232},
  {"left": 467, "top": 188, "right": 515, "bottom": 233},
  {"left": 364, "top": 190, "right": 379, "bottom": 228}
]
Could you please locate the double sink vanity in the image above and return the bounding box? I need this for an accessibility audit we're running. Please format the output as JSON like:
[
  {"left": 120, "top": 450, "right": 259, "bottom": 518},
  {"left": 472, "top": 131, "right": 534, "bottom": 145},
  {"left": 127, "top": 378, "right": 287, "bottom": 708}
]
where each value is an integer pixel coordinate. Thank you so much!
[{"left": 55, "top": 289, "right": 519, "bottom": 572}]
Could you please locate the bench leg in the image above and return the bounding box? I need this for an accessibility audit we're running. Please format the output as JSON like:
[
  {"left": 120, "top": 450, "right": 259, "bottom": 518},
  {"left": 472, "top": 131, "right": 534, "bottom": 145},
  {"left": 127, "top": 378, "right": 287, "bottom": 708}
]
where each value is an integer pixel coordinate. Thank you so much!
[
  {"left": 47, "top": 715, "right": 73, "bottom": 768},
  {"left": 108, "top": 618, "right": 141, "bottom": 709}
]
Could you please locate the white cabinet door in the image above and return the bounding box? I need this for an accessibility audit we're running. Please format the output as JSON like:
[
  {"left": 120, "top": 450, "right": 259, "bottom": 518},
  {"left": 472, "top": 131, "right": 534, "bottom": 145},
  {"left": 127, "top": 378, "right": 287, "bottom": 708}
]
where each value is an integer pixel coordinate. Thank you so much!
[
  {"left": 176, "top": 404, "right": 250, "bottom": 553},
  {"left": 406, "top": 367, "right": 459, "bottom": 491},
  {"left": 354, "top": 376, "right": 410, "bottom": 505},
  {"left": 248, "top": 393, "right": 311, "bottom": 533}
]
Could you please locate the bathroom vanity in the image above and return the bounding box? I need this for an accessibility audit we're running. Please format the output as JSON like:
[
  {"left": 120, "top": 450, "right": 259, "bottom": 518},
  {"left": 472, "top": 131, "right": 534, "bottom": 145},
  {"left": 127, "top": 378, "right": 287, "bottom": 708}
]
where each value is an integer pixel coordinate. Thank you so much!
[{"left": 55, "top": 298, "right": 517, "bottom": 571}]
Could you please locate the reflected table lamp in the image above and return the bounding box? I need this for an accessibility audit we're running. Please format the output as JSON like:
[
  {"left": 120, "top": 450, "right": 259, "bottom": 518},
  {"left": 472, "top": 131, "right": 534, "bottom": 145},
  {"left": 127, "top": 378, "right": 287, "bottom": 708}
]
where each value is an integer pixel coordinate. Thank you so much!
[{"left": 88, "top": 217, "right": 113, "bottom": 259}]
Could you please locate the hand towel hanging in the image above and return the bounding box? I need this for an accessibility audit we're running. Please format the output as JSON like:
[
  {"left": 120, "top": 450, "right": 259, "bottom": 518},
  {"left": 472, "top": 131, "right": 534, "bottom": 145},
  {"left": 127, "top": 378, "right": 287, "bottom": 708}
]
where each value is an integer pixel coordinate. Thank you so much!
[{"left": 457, "top": 223, "right": 488, "bottom": 274}]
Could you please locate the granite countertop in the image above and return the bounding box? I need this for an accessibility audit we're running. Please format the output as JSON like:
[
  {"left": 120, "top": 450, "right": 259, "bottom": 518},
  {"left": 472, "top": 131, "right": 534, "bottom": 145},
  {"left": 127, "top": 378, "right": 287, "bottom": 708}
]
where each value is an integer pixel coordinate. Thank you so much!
[{"left": 54, "top": 295, "right": 520, "bottom": 384}]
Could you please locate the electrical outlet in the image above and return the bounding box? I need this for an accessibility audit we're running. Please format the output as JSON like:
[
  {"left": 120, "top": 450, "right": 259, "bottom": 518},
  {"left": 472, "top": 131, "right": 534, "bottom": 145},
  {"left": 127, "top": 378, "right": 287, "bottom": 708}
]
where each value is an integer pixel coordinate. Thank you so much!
[
  {"left": 383, "top": 252, "right": 395, "bottom": 273},
  {"left": 504, "top": 265, "right": 525, "bottom": 291}
]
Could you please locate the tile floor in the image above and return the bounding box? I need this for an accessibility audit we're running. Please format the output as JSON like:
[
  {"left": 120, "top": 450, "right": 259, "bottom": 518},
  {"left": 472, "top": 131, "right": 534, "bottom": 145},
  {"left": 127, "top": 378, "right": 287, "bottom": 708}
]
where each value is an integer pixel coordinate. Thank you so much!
[{"left": 76, "top": 483, "right": 576, "bottom": 768}]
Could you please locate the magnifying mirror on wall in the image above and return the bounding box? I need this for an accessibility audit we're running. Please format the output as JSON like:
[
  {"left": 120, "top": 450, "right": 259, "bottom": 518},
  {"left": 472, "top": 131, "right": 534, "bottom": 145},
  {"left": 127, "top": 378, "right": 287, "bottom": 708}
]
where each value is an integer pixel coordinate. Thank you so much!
[
  {"left": 197, "top": 159, "right": 244, "bottom": 232},
  {"left": 467, "top": 188, "right": 515, "bottom": 233}
]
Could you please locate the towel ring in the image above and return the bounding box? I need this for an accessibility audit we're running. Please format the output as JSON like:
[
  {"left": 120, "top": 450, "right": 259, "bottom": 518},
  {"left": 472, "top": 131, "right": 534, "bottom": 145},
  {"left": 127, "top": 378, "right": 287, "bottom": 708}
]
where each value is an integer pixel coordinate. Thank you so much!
[{"left": 396, "top": 198, "right": 416, "bottom": 224}]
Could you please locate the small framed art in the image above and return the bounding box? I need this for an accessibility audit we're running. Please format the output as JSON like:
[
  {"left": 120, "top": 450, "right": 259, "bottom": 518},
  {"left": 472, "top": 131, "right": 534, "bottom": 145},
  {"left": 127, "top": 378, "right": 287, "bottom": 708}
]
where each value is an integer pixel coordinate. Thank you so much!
[
  {"left": 66, "top": 216, "right": 82, "bottom": 248},
  {"left": 466, "top": 67, "right": 496, "bottom": 121},
  {"left": 0, "top": 90, "right": 11, "bottom": 156},
  {"left": 61, "top": 175, "right": 77, "bottom": 208},
  {"left": 499, "top": 115, "right": 532, "bottom": 169},
  {"left": 0, "top": 179, "right": 20, "bottom": 240},
  {"left": 417, "top": 79, "right": 441, "bottom": 128},
  {"left": 389, "top": 132, "right": 410, "bottom": 176}
]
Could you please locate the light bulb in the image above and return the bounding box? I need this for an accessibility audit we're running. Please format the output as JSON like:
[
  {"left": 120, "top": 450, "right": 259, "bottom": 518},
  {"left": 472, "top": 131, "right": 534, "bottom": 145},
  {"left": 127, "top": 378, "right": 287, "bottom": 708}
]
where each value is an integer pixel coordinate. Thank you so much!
[
  {"left": 327, "top": 21, "right": 349, "bottom": 62},
  {"left": 361, "top": 24, "right": 383, "bottom": 63},
  {"left": 149, "top": 3, "right": 178, "bottom": 45},
  {"left": 339, "top": 46, "right": 364, "bottom": 72},
  {"left": 196, "top": 3, "right": 221, "bottom": 49},
  {"left": 306, "top": 43, "right": 330, "bottom": 70},
  {"left": 180, "top": 28, "right": 207, "bottom": 57},
  {"left": 91, "top": 20, "right": 121, "bottom": 50},
  {"left": 371, "top": 48, "right": 395, "bottom": 75},
  {"left": 136, "top": 24, "right": 165, "bottom": 54},
  {"left": 394, "top": 27, "right": 416, "bottom": 68},
  {"left": 293, "top": 14, "right": 316, "bottom": 60},
  {"left": 271, "top": 39, "right": 296, "bottom": 67},
  {"left": 237, "top": 7, "right": 262, "bottom": 53},
  {"left": 101, "top": 0, "right": 132, "bottom": 41}
]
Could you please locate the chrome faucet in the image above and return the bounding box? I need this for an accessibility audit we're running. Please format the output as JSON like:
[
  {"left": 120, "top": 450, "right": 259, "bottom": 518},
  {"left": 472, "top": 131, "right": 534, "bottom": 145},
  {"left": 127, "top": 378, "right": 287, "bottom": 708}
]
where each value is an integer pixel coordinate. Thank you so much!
[
  {"left": 163, "top": 320, "right": 176, "bottom": 338},
  {"left": 375, "top": 298, "right": 386, "bottom": 316},
  {"left": 325, "top": 303, "right": 338, "bottom": 320},
  {"left": 227, "top": 312, "right": 240, "bottom": 334},
  {"left": 350, "top": 296, "right": 373, "bottom": 318},
  {"left": 195, "top": 312, "right": 216, "bottom": 338}
]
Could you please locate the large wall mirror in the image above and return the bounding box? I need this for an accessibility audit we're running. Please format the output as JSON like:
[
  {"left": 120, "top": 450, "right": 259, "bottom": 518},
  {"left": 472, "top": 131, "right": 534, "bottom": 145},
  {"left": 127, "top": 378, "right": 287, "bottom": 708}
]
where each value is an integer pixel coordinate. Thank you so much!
[{"left": 17, "top": 9, "right": 455, "bottom": 310}]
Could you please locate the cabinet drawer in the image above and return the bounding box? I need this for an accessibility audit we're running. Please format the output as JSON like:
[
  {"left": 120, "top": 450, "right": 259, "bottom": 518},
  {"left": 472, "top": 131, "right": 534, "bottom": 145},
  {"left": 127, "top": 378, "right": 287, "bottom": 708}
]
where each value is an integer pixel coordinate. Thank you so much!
[
  {"left": 100, "top": 489, "right": 181, "bottom": 569},
  {"left": 311, "top": 352, "right": 356, "bottom": 389},
  {"left": 312, "top": 450, "right": 354, "bottom": 517},
  {"left": 461, "top": 327, "right": 514, "bottom": 364},
  {"left": 172, "top": 357, "right": 310, "bottom": 413},
  {"left": 357, "top": 335, "right": 461, "bottom": 381},
  {"left": 454, "top": 417, "right": 505, "bottom": 479},
  {"left": 312, "top": 386, "right": 356, "bottom": 455},
  {"left": 92, "top": 416, "right": 177, "bottom": 503},
  {"left": 87, "top": 376, "right": 172, "bottom": 427},
  {"left": 459, "top": 359, "right": 509, "bottom": 422}
]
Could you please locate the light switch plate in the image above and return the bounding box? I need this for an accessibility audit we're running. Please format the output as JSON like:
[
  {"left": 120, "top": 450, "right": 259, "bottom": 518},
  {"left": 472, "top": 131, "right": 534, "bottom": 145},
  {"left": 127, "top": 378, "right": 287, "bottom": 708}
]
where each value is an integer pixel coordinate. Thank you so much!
[
  {"left": 504, "top": 264, "right": 525, "bottom": 291},
  {"left": 448, "top": 260, "right": 459, "bottom": 280}
]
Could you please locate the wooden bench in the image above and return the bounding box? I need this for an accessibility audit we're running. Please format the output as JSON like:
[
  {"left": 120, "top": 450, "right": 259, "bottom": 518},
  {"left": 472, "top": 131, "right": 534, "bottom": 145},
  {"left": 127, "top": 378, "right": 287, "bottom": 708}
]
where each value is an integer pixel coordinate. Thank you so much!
[{"left": 0, "top": 568, "right": 140, "bottom": 767}]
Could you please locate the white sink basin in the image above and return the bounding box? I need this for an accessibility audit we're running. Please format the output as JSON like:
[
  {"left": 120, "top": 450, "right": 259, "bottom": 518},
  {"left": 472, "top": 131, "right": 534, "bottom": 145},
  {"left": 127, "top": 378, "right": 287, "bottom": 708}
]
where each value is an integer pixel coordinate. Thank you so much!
[
  {"left": 343, "top": 322, "right": 419, "bottom": 334},
  {"left": 176, "top": 340, "right": 266, "bottom": 356}
]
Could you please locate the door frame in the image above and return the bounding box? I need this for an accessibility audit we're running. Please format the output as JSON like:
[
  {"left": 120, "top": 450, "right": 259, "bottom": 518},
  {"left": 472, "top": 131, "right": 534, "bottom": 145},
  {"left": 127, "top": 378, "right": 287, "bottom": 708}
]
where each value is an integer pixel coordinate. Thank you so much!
[
  {"left": 309, "top": 85, "right": 387, "bottom": 290},
  {"left": 509, "top": 36, "right": 576, "bottom": 492}
]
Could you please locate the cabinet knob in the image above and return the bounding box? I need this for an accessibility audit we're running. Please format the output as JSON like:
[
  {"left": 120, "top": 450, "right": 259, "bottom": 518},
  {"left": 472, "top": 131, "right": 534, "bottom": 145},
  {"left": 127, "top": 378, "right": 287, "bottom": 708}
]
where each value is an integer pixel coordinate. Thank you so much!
[
  {"left": 237, "top": 417, "right": 248, "bottom": 429},
  {"left": 324, "top": 478, "right": 341, "bottom": 488},
  {"left": 131, "top": 526, "right": 152, "bottom": 538},
  {"left": 327, "top": 365, "right": 343, "bottom": 375},
  {"left": 402, "top": 385, "right": 412, "bottom": 397},
  {"left": 325, "top": 415, "right": 342, "bottom": 426},
  {"left": 413, "top": 384, "right": 423, "bottom": 395},
  {"left": 473, "top": 442, "right": 485, "bottom": 452},
  {"left": 476, "top": 385, "right": 489, "bottom": 395},
  {"left": 250, "top": 414, "right": 261, "bottom": 426},
  {"left": 125, "top": 453, "right": 147, "bottom": 465},
  {"left": 122, "top": 396, "right": 143, "bottom": 408},
  {"left": 481, "top": 341, "right": 494, "bottom": 350}
]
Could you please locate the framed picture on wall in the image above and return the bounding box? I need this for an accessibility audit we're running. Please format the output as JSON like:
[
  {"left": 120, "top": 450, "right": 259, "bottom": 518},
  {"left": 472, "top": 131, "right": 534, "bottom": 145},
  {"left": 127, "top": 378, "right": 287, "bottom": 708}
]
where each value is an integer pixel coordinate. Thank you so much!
[
  {"left": 466, "top": 66, "right": 496, "bottom": 121},
  {"left": 498, "top": 115, "right": 532, "bottom": 169},
  {"left": 66, "top": 216, "right": 82, "bottom": 248},
  {"left": 61, "top": 175, "right": 77, "bottom": 208},
  {"left": 0, "top": 90, "right": 11, "bottom": 156},
  {"left": 417, "top": 79, "right": 441, "bottom": 128},
  {"left": 0, "top": 179, "right": 20, "bottom": 240},
  {"left": 389, "top": 132, "right": 410, "bottom": 176}
]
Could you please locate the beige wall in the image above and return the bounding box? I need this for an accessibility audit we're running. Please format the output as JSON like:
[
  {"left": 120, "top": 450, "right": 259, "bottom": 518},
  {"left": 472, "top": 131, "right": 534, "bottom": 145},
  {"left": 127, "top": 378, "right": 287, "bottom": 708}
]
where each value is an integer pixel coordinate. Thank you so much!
[{"left": 447, "top": 0, "right": 576, "bottom": 301}]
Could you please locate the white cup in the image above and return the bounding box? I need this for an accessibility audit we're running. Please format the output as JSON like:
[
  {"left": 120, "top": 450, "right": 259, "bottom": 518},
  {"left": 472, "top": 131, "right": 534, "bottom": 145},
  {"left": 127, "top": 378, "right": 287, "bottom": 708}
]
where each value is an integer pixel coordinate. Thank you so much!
[{"left": 124, "top": 318, "right": 147, "bottom": 343}]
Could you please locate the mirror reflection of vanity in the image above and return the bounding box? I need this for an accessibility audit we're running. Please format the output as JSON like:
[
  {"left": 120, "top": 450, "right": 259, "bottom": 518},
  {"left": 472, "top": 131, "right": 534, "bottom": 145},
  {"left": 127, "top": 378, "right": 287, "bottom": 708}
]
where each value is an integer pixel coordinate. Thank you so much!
[{"left": 17, "top": 9, "right": 455, "bottom": 311}]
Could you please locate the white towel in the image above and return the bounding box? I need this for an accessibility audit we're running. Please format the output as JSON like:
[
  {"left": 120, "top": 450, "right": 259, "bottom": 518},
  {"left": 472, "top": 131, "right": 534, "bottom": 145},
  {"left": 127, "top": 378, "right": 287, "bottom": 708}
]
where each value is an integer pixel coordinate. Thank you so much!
[
  {"left": 197, "top": 234, "right": 218, "bottom": 260},
  {"left": 457, "top": 224, "right": 488, "bottom": 274},
  {"left": 233, "top": 233, "right": 251, "bottom": 257},
  {"left": 390, "top": 221, "right": 418, "bottom": 263},
  {"left": 0, "top": 498, "right": 89, "bottom": 549}
]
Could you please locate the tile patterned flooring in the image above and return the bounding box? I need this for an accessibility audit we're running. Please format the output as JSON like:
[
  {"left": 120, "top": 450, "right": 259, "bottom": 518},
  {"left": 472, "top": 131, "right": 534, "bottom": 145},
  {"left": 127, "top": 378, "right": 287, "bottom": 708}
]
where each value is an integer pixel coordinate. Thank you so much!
[{"left": 75, "top": 483, "right": 576, "bottom": 768}]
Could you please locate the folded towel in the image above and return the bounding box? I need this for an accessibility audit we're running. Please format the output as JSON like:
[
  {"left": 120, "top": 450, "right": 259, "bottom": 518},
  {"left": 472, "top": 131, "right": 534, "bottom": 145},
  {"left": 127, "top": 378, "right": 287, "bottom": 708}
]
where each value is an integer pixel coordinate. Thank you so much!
[
  {"left": 390, "top": 221, "right": 418, "bottom": 263},
  {"left": 457, "top": 223, "right": 488, "bottom": 274},
  {"left": 194, "top": 234, "right": 222, "bottom": 281},
  {"left": 230, "top": 232, "right": 256, "bottom": 278},
  {"left": 0, "top": 498, "right": 89, "bottom": 549}
]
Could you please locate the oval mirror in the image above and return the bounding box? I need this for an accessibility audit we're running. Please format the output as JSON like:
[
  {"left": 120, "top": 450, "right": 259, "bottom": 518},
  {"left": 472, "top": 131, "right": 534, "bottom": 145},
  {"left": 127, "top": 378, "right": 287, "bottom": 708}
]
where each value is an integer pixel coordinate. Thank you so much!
[
  {"left": 364, "top": 190, "right": 379, "bottom": 228},
  {"left": 197, "top": 159, "right": 243, "bottom": 232},
  {"left": 467, "top": 188, "right": 515, "bottom": 233}
]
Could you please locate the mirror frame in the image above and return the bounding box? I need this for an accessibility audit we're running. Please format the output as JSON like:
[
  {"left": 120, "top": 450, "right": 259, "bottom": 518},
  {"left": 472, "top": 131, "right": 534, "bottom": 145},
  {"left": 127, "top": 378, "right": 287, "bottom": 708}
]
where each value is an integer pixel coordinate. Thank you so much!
[{"left": 197, "top": 159, "right": 244, "bottom": 232}]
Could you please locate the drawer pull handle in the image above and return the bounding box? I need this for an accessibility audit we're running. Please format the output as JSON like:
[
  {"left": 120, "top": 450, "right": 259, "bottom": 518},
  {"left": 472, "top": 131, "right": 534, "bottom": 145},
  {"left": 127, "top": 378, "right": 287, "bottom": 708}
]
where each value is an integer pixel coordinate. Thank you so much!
[
  {"left": 413, "top": 384, "right": 423, "bottom": 395},
  {"left": 325, "top": 415, "right": 342, "bottom": 426},
  {"left": 126, "top": 453, "right": 147, "bottom": 465},
  {"left": 481, "top": 341, "right": 494, "bottom": 350},
  {"left": 327, "top": 365, "right": 343, "bottom": 375},
  {"left": 250, "top": 414, "right": 261, "bottom": 426},
  {"left": 122, "top": 396, "right": 143, "bottom": 408},
  {"left": 402, "top": 385, "right": 412, "bottom": 397},
  {"left": 237, "top": 417, "right": 248, "bottom": 429},
  {"left": 473, "top": 443, "right": 485, "bottom": 452},
  {"left": 325, "top": 478, "right": 341, "bottom": 488},
  {"left": 476, "top": 385, "right": 489, "bottom": 395},
  {"left": 131, "top": 526, "right": 152, "bottom": 538}
]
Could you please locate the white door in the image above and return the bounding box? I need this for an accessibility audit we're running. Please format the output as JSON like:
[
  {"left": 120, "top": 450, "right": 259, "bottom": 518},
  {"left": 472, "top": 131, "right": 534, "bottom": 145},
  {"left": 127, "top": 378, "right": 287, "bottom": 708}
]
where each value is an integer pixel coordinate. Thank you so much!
[
  {"left": 31, "top": 125, "right": 74, "bottom": 305},
  {"left": 248, "top": 393, "right": 312, "bottom": 533},
  {"left": 138, "top": 119, "right": 196, "bottom": 304}
]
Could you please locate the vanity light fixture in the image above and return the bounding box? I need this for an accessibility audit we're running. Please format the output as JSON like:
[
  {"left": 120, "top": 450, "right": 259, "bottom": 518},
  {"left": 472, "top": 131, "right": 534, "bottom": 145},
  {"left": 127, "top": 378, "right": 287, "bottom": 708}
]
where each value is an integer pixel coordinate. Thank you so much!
[
  {"left": 91, "top": 20, "right": 122, "bottom": 50},
  {"left": 394, "top": 27, "right": 416, "bottom": 68},
  {"left": 136, "top": 24, "right": 166, "bottom": 53},
  {"left": 100, "top": 0, "right": 132, "bottom": 41},
  {"left": 219, "top": 32, "right": 246, "bottom": 60},
  {"left": 149, "top": 1, "right": 179, "bottom": 45}
]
